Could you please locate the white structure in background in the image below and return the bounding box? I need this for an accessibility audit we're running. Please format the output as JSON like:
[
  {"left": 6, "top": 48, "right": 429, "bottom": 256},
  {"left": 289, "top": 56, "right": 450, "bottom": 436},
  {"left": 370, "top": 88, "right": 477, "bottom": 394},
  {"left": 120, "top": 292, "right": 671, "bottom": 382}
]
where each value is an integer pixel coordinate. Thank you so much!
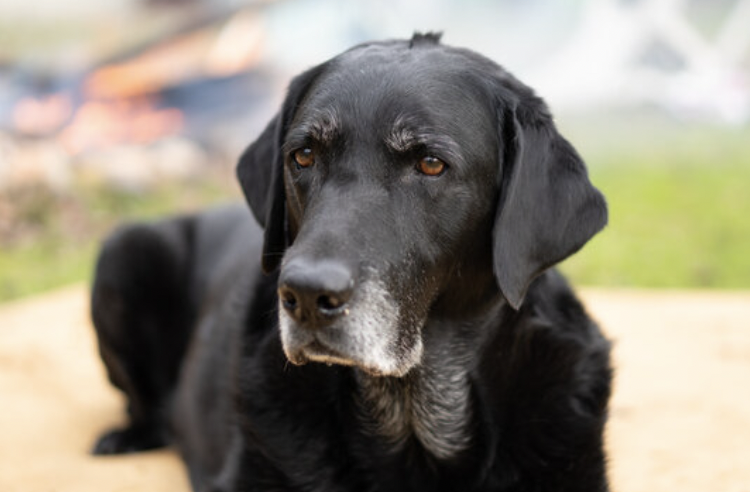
[{"left": 534, "top": 0, "right": 750, "bottom": 124}]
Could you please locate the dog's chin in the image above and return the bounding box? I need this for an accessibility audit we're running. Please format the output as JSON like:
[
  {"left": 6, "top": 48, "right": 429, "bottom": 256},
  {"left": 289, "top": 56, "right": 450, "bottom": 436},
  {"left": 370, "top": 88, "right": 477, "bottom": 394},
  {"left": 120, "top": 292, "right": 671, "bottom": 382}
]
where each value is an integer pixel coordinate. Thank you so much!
[
  {"left": 281, "top": 333, "right": 421, "bottom": 378},
  {"left": 290, "top": 340, "right": 357, "bottom": 368}
]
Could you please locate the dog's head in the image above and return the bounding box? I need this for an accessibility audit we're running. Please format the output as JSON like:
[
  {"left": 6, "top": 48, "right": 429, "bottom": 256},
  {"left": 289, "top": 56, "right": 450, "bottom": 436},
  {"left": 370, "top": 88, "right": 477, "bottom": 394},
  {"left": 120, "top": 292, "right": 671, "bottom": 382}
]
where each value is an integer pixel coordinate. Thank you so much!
[{"left": 238, "top": 34, "right": 607, "bottom": 376}]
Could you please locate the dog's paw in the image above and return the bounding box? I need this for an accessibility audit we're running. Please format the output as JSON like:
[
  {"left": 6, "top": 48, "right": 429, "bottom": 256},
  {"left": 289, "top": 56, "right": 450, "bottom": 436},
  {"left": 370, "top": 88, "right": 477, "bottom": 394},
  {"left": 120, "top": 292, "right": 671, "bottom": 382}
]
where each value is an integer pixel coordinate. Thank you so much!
[{"left": 92, "top": 425, "right": 166, "bottom": 455}]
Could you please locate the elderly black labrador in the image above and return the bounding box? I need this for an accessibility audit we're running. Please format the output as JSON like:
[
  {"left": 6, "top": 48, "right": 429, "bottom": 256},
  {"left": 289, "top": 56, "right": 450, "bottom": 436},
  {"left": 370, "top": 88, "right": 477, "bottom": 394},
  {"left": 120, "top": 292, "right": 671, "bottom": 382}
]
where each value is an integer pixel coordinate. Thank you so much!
[{"left": 91, "top": 34, "right": 611, "bottom": 492}]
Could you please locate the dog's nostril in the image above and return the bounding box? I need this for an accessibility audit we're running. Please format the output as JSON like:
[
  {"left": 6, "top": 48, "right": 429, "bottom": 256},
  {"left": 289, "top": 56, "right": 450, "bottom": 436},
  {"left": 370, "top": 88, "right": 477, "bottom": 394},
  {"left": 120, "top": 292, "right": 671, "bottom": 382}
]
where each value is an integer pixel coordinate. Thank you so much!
[{"left": 317, "top": 294, "right": 344, "bottom": 313}]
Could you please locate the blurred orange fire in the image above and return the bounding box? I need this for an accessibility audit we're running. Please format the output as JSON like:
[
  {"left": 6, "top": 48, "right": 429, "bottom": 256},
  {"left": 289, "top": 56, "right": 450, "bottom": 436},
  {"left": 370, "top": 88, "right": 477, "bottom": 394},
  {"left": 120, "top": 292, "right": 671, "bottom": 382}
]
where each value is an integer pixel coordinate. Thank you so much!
[
  {"left": 58, "top": 98, "right": 183, "bottom": 155},
  {"left": 12, "top": 94, "right": 73, "bottom": 135},
  {"left": 10, "top": 9, "right": 264, "bottom": 155}
]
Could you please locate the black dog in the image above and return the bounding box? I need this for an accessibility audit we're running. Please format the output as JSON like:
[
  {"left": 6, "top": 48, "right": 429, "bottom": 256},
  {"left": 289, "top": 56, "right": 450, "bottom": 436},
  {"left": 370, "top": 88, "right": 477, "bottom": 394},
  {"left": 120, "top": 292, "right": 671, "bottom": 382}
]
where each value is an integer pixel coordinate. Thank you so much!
[{"left": 91, "top": 33, "right": 611, "bottom": 492}]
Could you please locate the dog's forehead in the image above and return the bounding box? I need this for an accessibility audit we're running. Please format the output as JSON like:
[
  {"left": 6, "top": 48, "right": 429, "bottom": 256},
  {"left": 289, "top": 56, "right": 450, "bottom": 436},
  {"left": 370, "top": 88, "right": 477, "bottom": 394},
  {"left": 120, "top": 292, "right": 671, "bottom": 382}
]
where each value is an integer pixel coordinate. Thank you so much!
[
  {"left": 292, "top": 43, "right": 496, "bottom": 152},
  {"left": 322, "top": 44, "right": 488, "bottom": 107}
]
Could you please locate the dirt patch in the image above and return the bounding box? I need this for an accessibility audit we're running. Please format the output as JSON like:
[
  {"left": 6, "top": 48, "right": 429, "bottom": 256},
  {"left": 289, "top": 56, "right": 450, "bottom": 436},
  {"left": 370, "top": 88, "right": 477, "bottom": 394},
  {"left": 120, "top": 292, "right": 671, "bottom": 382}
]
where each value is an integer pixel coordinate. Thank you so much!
[{"left": 1, "top": 285, "right": 749, "bottom": 491}]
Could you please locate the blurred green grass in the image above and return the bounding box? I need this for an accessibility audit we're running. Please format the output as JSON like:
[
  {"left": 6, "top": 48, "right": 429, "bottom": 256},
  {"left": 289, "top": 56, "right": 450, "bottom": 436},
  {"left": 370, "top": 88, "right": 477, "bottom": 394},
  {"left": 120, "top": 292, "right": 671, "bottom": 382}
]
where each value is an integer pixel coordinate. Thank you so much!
[
  {"left": 1, "top": 115, "right": 749, "bottom": 303},
  {"left": 561, "top": 116, "right": 750, "bottom": 289},
  {"left": 0, "top": 175, "right": 239, "bottom": 302}
]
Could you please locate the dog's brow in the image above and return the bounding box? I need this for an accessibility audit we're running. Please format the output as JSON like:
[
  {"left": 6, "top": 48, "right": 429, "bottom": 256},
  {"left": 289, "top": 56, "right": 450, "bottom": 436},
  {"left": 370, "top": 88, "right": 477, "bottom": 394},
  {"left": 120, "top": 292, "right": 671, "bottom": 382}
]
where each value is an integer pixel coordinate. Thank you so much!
[
  {"left": 290, "top": 109, "right": 342, "bottom": 148},
  {"left": 384, "top": 118, "right": 421, "bottom": 153},
  {"left": 384, "top": 116, "right": 464, "bottom": 168}
]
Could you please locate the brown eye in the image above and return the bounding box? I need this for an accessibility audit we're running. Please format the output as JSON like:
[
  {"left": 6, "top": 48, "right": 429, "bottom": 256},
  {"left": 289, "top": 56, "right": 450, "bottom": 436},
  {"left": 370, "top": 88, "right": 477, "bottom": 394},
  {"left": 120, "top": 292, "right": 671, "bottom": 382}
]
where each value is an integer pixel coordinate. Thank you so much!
[
  {"left": 417, "top": 156, "right": 446, "bottom": 176},
  {"left": 293, "top": 148, "right": 315, "bottom": 168}
]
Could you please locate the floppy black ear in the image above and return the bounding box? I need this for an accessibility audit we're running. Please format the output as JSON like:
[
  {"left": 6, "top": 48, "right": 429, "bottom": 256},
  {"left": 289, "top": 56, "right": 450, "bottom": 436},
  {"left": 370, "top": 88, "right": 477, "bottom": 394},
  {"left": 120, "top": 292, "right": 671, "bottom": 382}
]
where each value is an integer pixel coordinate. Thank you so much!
[
  {"left": 237, "top": 114, "right": 287, "bottom": 274},
  {"left": 237, "top": 117, "right": 279, "bottom": 229},
  {"left": 236, "top": 63, "right": 328, "bottom": 273},
  {"left": 493, "top": 101, "right": 607, "bottom": 309}
]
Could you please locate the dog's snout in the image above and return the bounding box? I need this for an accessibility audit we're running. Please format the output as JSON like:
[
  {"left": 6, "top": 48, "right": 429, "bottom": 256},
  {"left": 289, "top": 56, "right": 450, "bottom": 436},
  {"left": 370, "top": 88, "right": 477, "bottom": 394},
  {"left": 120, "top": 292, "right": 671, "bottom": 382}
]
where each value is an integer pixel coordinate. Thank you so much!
[{"left": 278, "top": 259, "right": 354, "bottom": 326}]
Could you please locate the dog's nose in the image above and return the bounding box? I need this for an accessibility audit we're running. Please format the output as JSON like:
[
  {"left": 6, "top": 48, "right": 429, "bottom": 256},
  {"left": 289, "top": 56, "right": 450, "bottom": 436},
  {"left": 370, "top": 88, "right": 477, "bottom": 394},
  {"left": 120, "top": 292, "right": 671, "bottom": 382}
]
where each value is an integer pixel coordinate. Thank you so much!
[{"left": 278, "top": 259, "right": 354, "bottom": 327}]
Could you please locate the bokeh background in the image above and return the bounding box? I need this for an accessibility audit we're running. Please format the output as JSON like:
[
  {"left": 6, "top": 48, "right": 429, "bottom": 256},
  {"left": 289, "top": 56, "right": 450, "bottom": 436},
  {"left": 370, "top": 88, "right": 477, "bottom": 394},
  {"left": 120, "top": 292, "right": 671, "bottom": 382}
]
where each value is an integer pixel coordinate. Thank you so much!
[
  {"left": 2, "top": 3, "right": 750, "bottom": 492},
  {"left": 1, "top": 0, "right": 749, "bottom": 301}
]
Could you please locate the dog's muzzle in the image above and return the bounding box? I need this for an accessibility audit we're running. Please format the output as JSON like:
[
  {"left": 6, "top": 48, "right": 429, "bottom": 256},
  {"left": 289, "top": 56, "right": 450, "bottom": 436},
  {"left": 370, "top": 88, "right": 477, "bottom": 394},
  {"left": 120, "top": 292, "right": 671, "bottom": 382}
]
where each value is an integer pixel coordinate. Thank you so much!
[{"left": 276, "top": 258, "right": 422, "bottom": 376}]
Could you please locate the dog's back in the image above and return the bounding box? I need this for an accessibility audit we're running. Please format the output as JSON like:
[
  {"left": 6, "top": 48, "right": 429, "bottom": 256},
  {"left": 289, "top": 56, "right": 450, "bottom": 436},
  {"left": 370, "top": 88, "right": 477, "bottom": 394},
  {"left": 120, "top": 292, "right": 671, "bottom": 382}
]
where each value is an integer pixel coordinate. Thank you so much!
[{"left": 90, "top": 204, "right": 260, "bottom": 456}]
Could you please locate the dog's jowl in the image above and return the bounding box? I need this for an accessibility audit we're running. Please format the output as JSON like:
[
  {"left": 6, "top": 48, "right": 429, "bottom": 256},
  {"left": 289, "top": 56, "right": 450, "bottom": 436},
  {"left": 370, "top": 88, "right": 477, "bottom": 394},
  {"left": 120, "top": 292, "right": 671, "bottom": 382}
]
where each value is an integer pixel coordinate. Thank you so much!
[{"left": 91, "top": 33, "right": 611, "bottom": 492}]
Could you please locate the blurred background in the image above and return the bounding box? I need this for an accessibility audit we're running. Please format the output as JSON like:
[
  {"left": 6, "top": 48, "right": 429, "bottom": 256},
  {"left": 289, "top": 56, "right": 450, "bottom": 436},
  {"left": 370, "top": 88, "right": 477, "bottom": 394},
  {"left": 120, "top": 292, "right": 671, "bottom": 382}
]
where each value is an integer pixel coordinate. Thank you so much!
[{"left": 1, "top": 0, "right": 749, "bottom": 301}]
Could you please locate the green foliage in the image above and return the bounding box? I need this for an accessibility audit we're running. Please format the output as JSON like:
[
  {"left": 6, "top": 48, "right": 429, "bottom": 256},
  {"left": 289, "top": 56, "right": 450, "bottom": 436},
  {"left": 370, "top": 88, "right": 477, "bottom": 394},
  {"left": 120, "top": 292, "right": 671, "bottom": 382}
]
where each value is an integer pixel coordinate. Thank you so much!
[
  {"left": 561, "top": 119, "right": 750, "bottom": 288},
  {"left": 0, "top": 176, "right": 238, "bottom": 302},
  {"left": 0, "top": 238, "right": 97, "bottom": 302}
]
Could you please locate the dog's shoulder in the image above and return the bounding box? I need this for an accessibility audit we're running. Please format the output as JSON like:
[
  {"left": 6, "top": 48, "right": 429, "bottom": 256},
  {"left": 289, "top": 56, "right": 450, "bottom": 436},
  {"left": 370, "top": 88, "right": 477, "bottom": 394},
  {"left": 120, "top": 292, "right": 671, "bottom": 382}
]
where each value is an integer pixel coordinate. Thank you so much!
[
  {"left": 489, "top": 269, "right": 611, "bottom": 386},
  {"left": 476, "top": 270, "right": 611, "bottom": 482},
  {"left": 523, "top": 270, "right": 604, "bottom": 340}
]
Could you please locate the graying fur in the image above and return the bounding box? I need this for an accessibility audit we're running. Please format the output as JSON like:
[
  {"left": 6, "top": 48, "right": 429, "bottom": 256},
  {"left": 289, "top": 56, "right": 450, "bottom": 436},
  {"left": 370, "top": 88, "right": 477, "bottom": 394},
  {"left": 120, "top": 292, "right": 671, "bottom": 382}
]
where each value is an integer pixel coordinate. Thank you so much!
[
  {"left": 356, "top": 320, "right": 485, "bottom": 460},
  {"left": 279, "top": 278, "right": 423, "bottom": 377}
]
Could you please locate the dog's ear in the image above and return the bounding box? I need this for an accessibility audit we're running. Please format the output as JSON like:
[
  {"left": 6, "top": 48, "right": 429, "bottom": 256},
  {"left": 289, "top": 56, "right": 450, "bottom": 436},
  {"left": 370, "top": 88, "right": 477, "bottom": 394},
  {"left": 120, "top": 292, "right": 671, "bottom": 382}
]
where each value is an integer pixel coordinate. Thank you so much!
[
  {"left": 493, "top": 98, "right": 607, "bottom": 309},
  {"left": 237, "top": 117, "right": 278, "bottom": 229},
  {"left": 236, "top": 63, "right": 327, "bottom": 273},
  {"left": 237, "top": 115, "right": 287, "bottom": 274}
]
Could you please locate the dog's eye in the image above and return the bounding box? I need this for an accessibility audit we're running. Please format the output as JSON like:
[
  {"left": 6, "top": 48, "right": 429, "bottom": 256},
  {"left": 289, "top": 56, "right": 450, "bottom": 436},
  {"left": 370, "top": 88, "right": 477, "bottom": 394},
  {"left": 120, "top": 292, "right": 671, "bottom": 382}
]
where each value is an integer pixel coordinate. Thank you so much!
[
  {"left": 417, "top": 156, "right": 446, "bottom": 176},
  {"left": 293, "top": 148, "right": 315, "bottom": 168}
]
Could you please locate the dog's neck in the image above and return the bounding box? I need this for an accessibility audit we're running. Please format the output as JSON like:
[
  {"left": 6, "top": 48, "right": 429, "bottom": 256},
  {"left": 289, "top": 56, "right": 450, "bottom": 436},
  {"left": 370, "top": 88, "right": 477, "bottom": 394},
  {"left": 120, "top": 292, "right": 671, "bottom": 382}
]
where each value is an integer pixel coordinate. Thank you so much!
[{"left": 355, "top": 307, "right": 500, "bottom": 460}]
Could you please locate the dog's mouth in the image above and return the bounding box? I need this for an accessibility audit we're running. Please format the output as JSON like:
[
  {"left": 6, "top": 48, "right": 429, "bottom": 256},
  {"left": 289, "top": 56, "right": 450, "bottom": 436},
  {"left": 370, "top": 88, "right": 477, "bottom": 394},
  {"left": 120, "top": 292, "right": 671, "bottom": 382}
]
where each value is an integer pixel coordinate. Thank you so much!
[
  {"left": 287, "top": 338, "right": 391, "bottom": 376},
  {"left": 294, "top": 339, "right": 356, "bottom": 367}
]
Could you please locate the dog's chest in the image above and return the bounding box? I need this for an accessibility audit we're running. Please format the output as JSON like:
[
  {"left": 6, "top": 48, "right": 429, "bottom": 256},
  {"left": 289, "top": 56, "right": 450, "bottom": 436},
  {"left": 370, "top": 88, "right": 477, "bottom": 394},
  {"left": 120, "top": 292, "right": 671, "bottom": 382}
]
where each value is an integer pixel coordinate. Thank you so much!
[{"left": 356, "top": 358, "right": 473, "bottom": 460}]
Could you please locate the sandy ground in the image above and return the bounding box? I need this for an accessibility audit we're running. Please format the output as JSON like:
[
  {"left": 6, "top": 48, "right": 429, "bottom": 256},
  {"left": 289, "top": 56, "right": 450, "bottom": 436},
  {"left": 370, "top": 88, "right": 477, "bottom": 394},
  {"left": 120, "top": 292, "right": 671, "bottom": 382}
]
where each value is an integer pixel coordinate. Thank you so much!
[{"left": 1, "top": 285, "right": 749, "bottom": 492}]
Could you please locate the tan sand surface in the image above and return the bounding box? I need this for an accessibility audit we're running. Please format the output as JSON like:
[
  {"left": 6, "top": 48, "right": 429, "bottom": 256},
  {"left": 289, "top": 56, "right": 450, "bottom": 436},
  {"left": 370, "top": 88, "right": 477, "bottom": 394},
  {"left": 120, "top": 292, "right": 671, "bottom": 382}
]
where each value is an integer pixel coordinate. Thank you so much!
[{"left": 1, "top": 285, "right": 749, "bottom": 491}]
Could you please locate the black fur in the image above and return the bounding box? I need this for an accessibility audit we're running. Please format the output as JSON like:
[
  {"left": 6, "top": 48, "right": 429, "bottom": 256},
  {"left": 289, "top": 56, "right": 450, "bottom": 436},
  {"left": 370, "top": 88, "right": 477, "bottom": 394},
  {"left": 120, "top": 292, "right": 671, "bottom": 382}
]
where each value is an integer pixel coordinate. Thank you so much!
[{"left": 91, "top": 35, "right": 611, "bottom": 491}]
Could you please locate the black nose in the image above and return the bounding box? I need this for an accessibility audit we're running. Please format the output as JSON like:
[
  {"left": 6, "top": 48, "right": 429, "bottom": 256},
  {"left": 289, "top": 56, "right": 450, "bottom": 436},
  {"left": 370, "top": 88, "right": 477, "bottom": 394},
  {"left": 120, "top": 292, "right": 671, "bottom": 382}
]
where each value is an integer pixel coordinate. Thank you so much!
[{"left": 278, "top": 258, "right": 355, "bottom": 327}]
